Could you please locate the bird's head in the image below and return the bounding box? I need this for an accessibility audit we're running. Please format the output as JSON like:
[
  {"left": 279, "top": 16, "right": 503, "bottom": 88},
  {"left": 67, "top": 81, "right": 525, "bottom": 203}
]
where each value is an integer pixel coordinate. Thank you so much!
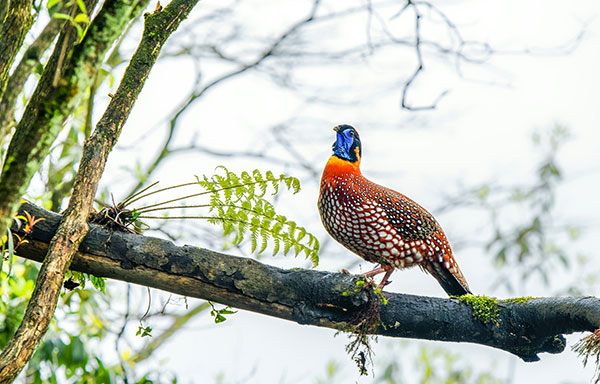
[{"left": 332, "top": 124, "right": 361, "bottom": 163}]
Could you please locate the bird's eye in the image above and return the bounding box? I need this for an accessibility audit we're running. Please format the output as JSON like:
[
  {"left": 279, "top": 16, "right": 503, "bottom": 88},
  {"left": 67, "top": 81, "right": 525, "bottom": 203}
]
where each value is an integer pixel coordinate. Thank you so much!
[{"left": 349, "top": 131, "right": 354, "bottom": 137}]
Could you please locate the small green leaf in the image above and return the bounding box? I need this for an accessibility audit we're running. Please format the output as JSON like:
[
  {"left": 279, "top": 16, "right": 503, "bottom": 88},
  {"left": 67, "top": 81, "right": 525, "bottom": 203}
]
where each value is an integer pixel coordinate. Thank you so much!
[
  {"left": 52, "top": 12, "right": 73, "bottom": 21},
  {"left": 136, "top": 326, "right": 152, "bottom": 338},
  {"left": 73, "top": 24, "right": 84, "bottom": 39},
  {"left": 208, "top": 302, "right": 237, "bottom": 323},
  {"left": 47, "top": 0, "right": 61, "bottom": 8},
  {"left": 76, "top": 0, "right": 87, "bottom": 14},
  {"left": 89, "top": 275, "right": 106, "bottom": 294},
  {"left": 74, "top": 13, "right": 89, "bottom": 24},
  {"left": 131, "top": 208, "right": 141, "bottom": 221},
  {"left": 291, "top": 178, "right": 301, "bottom": 193}
]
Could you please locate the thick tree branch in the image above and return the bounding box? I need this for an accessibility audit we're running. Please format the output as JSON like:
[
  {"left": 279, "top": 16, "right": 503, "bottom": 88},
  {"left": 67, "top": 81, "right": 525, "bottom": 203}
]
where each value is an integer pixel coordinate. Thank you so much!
[
  {"left": 0, "top": 0, "right": 146, "bottom": 237},
  {"left": 0, "top": 11, "right": 63, "bottom": 143},
  {"left": 0, "top": 0, "right": 34, "bottom": 103},
  {"left": 0, "top": 1, "right": 198, "bottom": 381},
  {"left": 12, "top": 201, "right": 600, "bottom": 364}
]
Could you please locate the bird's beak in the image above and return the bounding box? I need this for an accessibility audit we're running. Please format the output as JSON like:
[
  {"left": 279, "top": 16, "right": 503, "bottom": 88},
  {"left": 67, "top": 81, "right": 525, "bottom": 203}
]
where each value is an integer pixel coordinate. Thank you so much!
[{"left": 333, "top": 125, "right": 340, "bottom": 132}]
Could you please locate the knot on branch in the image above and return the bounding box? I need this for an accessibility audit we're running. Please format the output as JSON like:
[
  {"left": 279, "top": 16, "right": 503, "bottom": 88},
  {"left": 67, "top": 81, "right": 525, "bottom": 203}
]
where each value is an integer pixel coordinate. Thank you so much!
[{"left": 513, "top": 334, "right": 566, "bottom": 362}]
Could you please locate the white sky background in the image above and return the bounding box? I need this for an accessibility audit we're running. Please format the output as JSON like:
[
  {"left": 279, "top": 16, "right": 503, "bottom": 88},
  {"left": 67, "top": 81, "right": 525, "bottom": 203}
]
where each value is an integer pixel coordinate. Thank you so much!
[{"left": 49, "top": 0, "right": 600, "bottom": 382}]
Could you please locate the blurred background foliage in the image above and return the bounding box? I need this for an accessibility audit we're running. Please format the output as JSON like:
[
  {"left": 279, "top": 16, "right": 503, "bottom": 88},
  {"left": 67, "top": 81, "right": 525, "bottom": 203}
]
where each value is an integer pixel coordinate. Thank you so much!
[{"left": 0, "top": 0, "right": 597, "bottom": 383}]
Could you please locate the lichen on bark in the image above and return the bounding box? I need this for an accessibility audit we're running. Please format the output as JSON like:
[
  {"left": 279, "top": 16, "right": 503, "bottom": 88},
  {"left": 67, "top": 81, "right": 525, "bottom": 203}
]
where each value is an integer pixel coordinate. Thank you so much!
[
  {"left": 0, "top": 2, "right": 200, "bottom": 382},
  {"left": 0, "top": 0, "right": 35, "bottom": 102},
  {"left": 0, "top": 0, "right": 147, "bottom": 243}
]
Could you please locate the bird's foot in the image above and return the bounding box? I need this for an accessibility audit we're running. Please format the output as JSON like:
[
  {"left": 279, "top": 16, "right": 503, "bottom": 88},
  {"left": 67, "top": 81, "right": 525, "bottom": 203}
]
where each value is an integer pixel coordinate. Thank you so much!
[
  {"left": 376, "top": 269, "right": 394, "bottom": 291},
  {"left": 377, "top": 279, "right": 392, "bottom": 290}
]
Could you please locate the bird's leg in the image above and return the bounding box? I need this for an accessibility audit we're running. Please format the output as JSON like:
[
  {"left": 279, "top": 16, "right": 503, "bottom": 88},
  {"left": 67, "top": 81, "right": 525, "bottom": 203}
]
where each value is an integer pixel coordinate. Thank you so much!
[
  {"left": 377, "top": 269, "right": 394, "bottom": 290},
  {"left": 362, "top": 265, "right": 394, "bottom": 289},
  {"left": 362, "top": 265, "right": 387, "bottom": 277}
]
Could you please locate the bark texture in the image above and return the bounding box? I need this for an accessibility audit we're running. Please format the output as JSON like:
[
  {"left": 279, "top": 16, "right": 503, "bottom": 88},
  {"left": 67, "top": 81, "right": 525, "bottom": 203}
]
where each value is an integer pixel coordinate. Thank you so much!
[
  {"left": 0, "top": 1, "right": 199, "bottom": 381},
  {"left": 0, "top": 0, "right": 97, "bottom": 238},
  {"left": 0, "top": 13, "right": 63, "bottom": 143},
  {"left": 0, "top": 0, "right": 34, "bottom": 102},
  {"left": 0, "top": 0, "right": 152, "bottom": 238},
  {"left": 12, "top": 201, "right": 600, "bottom": 364}
]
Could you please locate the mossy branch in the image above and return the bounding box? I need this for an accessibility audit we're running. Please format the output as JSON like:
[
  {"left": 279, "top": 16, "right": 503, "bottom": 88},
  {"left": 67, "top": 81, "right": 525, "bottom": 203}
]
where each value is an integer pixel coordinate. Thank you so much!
[
  {"left": 0, "top": 0, "right": 145, "bottom": 240},
  {"left": 0, "top": 2, "right": 199, "bottom": 382},
  {"left": 0, "top": 12, "right": 64, "bottom": 144},
  {"left": 11, "top": 201, "right": 600, "bottom": 368},
  {"left": 0, "top": 0, "right": 34, "bottom": 102}
]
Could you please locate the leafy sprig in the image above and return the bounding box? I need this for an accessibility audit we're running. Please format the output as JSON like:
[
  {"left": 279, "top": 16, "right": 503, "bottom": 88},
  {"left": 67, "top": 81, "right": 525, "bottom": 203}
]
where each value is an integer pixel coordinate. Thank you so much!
[
  {"left": 120, "top": 167, "right": 320, "bottom": 266},
  {"left": 136, "top": 325, "right": 152, "bottom": 338},
  {"left": 64, "top": 270, "right": 106, "bottom": 294},
  {"left": 1, "top": 210, "right": 45, "bottom": 278},
  {"left": 208, "top": 301, "right": 237, "bottom": 324}
]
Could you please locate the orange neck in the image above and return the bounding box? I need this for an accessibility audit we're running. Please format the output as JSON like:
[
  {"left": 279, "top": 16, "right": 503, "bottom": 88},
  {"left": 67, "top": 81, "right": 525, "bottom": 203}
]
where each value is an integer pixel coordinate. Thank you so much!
[{"left": 321, "top": 155, "right": 361, "bottom": 180}]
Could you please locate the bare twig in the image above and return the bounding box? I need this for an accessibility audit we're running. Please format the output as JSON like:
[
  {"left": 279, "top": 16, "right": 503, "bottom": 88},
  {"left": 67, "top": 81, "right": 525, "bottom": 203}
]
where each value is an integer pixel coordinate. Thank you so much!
[
  {"left": 400, "top": 2, "right": 448, "bottom": 110},
  {"left": 130, "top": 302, "right": 210, "bottom": 364},
  {"left": 127, "top": 0, "right": 323, "bottom": 194}
]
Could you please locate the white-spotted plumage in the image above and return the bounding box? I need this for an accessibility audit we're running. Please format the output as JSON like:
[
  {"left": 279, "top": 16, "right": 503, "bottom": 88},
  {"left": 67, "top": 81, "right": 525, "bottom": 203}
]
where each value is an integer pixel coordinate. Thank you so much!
[{"left": 319, "top": 124, "right": 471, "bottom": 296}]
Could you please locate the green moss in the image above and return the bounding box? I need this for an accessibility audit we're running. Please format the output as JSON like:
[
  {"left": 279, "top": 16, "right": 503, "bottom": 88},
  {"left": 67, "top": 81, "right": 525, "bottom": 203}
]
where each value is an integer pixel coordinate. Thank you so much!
[
  {"left": 342, "top": 279, "right": 368, "bottom": 297},
  {"left": 458, "top": 294, "right": 500, "bottom": 325},
  {"left": 501, "top": 296, "right": 536, "bottom": 305}
]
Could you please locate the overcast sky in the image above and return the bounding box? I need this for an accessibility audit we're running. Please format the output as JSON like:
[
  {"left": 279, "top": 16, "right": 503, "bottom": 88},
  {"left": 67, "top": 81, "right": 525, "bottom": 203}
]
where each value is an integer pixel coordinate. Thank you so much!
[{"left": 76, "top": 0, "right": 600, "bottom": 382}]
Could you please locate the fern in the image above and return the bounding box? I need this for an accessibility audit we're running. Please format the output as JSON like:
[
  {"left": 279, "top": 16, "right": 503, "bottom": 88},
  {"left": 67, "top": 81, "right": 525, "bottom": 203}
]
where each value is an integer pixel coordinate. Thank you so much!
[{"left": 126, "top": 167, "right": 320, "bottom": 266}]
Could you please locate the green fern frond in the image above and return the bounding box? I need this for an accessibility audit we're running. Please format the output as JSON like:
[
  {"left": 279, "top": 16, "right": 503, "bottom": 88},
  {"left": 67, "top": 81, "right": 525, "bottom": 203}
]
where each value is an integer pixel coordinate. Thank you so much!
[
  {"left": 129, "top": 167, "right": 319, "bottom": 266},
  {"left": 280, "top": 232, "right": 291, "bottom": 256},
  {"left": 272, "top": 237, "right": 281, "bottom": 256},
  {"left": 206, "top": 168, "right": 320, "bottom": 265}
]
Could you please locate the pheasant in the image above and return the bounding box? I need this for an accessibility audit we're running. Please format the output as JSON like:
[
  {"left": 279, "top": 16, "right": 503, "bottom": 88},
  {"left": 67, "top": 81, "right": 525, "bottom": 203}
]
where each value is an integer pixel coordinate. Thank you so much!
[{"left": 318, "top": 124, "right": 471, "bottom": 296}]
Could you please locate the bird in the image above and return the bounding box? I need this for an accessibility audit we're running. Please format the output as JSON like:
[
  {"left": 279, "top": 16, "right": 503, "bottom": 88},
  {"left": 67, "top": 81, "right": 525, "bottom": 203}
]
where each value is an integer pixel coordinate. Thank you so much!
[{"left": 318, "top": 124, "right": 471, "bottom": 296}]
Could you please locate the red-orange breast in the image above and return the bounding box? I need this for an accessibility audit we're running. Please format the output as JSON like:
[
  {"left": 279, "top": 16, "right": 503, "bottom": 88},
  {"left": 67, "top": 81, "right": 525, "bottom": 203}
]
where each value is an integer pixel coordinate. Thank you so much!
[{"left": 318, "top": 124, "right": 470, "bottom": 296}]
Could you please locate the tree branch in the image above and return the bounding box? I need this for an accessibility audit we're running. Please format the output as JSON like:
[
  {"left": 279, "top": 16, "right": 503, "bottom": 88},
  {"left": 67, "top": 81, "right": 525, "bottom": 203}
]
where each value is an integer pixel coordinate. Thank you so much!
[
  {"left": 126, "top": 0, "right": 323, "bottom": 195},
  {"left": 0, "top": 1, "right": 199, "bottom": 381},
  {"left": 0, "top": 0, "right": 145, "bottom": 237},
  {"left": 12, "top": 201, "right": 599, "bottom": 364},
  {"left": 399, "top": 1, "right": 448, "bottom": 111},
  {"left": 0, "top": 9, "right": 63, "bottom": 143},
  {"left": 129, "top": 302, "right": 210, "bottom": 365},
  {"left": 0, "top": 0, "right": 34, "bottom": 103}
]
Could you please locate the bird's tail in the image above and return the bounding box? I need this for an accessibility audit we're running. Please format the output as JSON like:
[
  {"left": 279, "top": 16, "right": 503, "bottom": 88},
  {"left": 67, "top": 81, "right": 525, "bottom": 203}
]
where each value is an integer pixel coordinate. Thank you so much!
[{"left": 423, "top": 257, "right": 471, "bottom": 296}]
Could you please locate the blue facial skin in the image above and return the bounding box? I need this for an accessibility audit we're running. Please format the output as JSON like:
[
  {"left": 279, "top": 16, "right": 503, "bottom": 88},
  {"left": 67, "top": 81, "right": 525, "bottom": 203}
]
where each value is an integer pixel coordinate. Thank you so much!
[{"left": 332, "top": 126, "right": 361, "bottom": 162}]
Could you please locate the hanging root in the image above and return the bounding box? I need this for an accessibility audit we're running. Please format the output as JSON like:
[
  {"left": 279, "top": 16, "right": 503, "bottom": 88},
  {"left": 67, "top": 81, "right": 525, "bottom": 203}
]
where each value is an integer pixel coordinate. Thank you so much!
[
  {"left": 341, "top": 278, "right": 388, "bottom": 376},
  {"left": 573, "top": 328, "right": 600, "bottom": 383}
]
